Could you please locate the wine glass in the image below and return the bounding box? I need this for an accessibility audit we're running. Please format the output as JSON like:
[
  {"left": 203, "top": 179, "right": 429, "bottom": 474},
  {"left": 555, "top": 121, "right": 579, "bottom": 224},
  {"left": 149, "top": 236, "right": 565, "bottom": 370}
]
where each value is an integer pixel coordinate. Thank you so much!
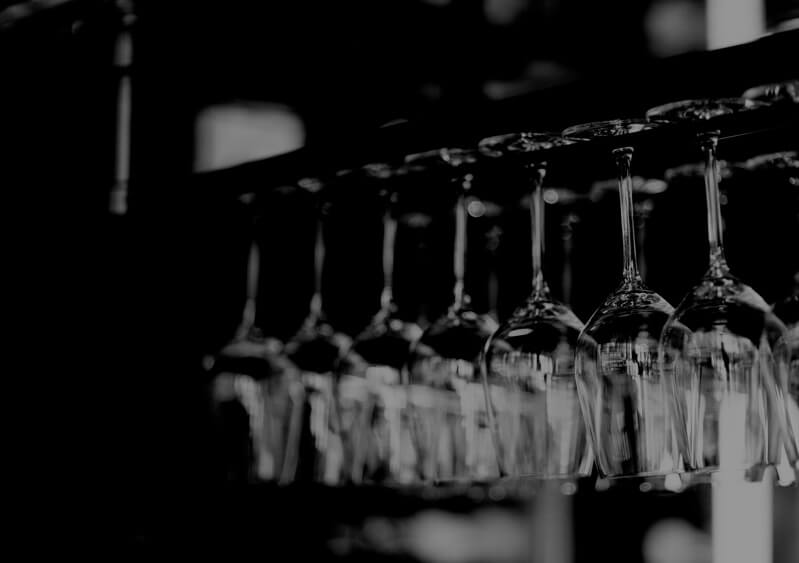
[
  {"left": 281, "top": 176, "right": 352, "bottom": 485},
  {"left": 562, "top": 119, "right": 677, "bottom": 480},
  {"left": 337, "top": 163, "right": 424, "bottom": 485},
  {"left": 646, "top": 98, "right": 789, "bottom": 480},
  {"left": 205, "top": 192, "right": 301, "bottom": 485},
  {"left": 477, "top": 132, "right": 592, "bottom": 481},
  {"left": 403, "top": 147, "right": 500, "bottom": 484},
  {"left": 743, "top": 151, "right": 799, "bottom": 477}
]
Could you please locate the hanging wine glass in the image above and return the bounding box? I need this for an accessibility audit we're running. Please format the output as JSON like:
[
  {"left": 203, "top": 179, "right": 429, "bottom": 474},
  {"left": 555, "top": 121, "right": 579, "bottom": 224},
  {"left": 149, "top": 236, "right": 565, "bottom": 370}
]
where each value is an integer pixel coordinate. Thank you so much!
[
  {"left": 646, "top": 98, "right": 790, "bottom": 480},
  {"left": 205, "top": 192, "right": 301, "bottom": 485},
  {"left": 281, "top": 176, "right": 351, "bottom": 485},
  {"left": 478, "top": 132, "right": 593, "bottom": 480},
  {"left": 562, "top": 119, "right": 677, "bottom": 480},
  {"left": 743, "top": 151, "right": 799, "bottom": 477},
  {"left": 403, "top": 147, "right": 499, "bottom": 484},
  {"left": 337, "top": 162, "right": 423, "bottom": 485}
]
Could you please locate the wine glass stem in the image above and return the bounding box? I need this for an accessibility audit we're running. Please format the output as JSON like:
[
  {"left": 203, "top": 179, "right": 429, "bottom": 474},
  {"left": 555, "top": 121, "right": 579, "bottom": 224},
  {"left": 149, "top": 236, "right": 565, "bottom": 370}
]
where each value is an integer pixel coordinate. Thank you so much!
[
  {"left": 699, "top": 131, "right": 728, "bottom": 275},
  {"left": 613, "top": 147, "right": 642, "bottom": 286},
  {"left": 310, "top": 216, "right": 325, "bottom": 320},
  {"left": 380, "top": 209, "right": 397, "bottom": 311},
  {"left": 453, "top": 189, "right": 468, "bottom": 309},
  {"left": 240, "top": 238, "right": 260, "bottom": 335},
  {"left": 530, "top": 163, "right": 548, "bottom": 296}
]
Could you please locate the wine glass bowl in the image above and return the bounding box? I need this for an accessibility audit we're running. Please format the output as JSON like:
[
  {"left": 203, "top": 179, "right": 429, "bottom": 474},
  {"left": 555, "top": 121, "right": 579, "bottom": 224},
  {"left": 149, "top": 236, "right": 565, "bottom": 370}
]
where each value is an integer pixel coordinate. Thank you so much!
[
  {"left": 659, "top": 277, "right": 789, "bottom": 477},
  {"left": 483, "top": 298, "right": 589, "bottom": 478},
  {"left": 209, "top": 332, "right": 302, "bottom": 484},
  {"left": 405, "top": 306, "right": 499, "bottom": 483},
  {"left": 573, "top": 281, "right": 676, "bottom": 477}
]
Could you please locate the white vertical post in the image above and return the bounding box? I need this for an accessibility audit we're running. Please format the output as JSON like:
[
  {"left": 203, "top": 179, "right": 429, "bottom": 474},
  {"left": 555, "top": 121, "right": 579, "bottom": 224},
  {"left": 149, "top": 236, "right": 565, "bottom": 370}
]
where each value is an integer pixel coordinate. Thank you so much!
[{"left": 712, "top": 396, "right": 773, "bottom": 563}]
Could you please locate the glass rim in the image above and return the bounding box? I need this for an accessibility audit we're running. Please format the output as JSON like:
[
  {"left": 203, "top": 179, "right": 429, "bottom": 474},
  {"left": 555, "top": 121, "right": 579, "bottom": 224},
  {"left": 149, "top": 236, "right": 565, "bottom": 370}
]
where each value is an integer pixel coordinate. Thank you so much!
[
  {"left": 478, "top": 131, "right": 575, "bottom": 158},
  {"left": 645, "top": 97, "right": 770, "bottom": 122},
  {"left": 561, "top": 118, "right": 659, "bottom": 140}
]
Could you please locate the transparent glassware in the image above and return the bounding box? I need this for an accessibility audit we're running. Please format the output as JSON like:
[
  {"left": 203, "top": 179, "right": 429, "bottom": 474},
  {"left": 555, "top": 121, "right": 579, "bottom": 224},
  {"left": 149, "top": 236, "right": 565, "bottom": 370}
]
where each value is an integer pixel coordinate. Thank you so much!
[
  {"left": 773, "top": 273, "right": 799, "bottom": 475},
  {"left": 281, "top": 177, "right": 351, "bottom": 485},
  {"left": 337, "top": 163, "right": 423, "bottom": 485},
  {"left": 646, "top": 98, "right": 789, "bottom": 480},
  {"left": 478, "top": 132, "right": 592, "bottom": 480},
  {"left": 205, "top": 193, "right": 302, "bottom": 485},
  {"left": 562, "top": 119, "right": 677, "bottom": 479},
  {"left": 403, "top": 148, "right": 500, "bottom": 484},
  {"left": 744, "top": 151, "right": 799, "bottom": 475}
]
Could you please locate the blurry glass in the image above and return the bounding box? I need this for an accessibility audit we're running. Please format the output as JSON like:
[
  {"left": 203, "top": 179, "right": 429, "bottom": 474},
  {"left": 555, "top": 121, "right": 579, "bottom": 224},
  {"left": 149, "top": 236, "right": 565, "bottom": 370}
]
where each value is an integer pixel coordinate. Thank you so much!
[
  {"left": 647, "top": 98, "right": 789, "bottom": 480},
  {"left": 206, "top": 193, "right": 301, "bottom": 484},
  {"left": 404, "top": 148, "right": 499, "bottom": 484},
  {"left": 479, "top": 132, "right": 592, "bottom": 479},
  {"left": 337, "top": 163, "right": 423, "bottom": 484},
  {"left": 744, "top": 151, "right": 799, "bottom": 475},
  {"left": 563, "top": 120, "right": 677, "bottom": 479},
  {"left": 282, "top": 177, "right": 351, "bottom": 485}
]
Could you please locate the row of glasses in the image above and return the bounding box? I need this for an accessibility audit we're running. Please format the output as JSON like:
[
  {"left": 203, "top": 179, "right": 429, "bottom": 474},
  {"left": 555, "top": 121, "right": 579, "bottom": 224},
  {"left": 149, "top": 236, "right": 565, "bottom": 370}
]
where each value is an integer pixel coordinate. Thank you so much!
[
  {"left": 206, "top": 81, "right": 798, "bottom": 489},
  {"left": 558, "top": 85, "right": 799, "bottom": 483}
]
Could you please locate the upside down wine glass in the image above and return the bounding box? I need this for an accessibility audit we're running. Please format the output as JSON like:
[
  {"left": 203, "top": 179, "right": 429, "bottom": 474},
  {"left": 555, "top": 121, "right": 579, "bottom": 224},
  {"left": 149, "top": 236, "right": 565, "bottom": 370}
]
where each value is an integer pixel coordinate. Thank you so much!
[
  {"left": 281, "top": 176, "right": 351, "bottom": 485},
  {"left": 744, "top": 150, "right": 799, "bottom": 478},
  {"left": 338, "top": 163, "right": 423, "bottom": 485},
  {"left": 205, "top": 192, "right": 300, "bottom": 485},
  {"left": 478, "top": 132, "right": 592, "bottom": 480},
  {"left": 562, "top": 120, "right": 677, "bottom": 480},
  {"left": 646, "top": 98, "right": 791, "bottom": 480},
  {"left": 404, "top": 148, "right": 499, "bottom": 484}
]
